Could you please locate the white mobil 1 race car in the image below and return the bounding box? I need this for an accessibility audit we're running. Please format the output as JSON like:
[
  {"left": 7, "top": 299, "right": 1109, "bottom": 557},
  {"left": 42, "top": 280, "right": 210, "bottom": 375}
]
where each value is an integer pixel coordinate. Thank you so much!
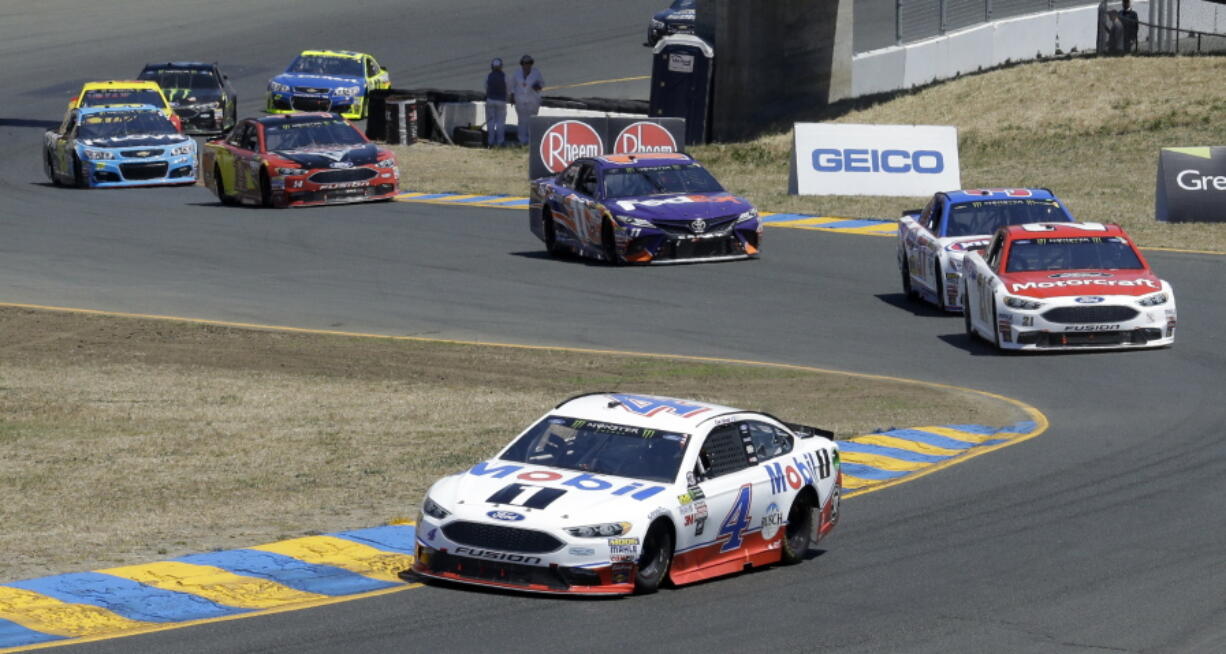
[
  {"left": 962, "top": 222, "right": 1176, "bottom": 351},
  {"left": 410, "top": 393, "right": 841, "bottom": 595},
  {"left": 898, "top": 188, "right": 1075, "bottom": 311}
]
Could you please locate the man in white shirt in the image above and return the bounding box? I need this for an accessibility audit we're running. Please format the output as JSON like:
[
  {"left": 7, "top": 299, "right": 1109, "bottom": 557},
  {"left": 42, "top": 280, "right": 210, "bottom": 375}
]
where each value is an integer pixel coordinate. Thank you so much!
[{"left": 510, "top": 54, "right": 544, "bottom": 145}]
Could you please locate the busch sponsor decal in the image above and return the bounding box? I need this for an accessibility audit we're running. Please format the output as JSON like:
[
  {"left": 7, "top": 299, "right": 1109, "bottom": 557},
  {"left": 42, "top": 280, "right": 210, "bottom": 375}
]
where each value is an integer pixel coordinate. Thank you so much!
[
  {"left": 539, "top": 120, "right": 602, "bottom": 174},
  {"left": 614, "top": 121, "right": 678, "bottom": 155},
  {"left": 1010, "top": 278, "right": 1159, "bottom": 292},
  {"left": 469, "top": 461, "right": 666, "bottom": 501},
  {"left": 760, "top": 502, "right": 784, "bottom": 540}
]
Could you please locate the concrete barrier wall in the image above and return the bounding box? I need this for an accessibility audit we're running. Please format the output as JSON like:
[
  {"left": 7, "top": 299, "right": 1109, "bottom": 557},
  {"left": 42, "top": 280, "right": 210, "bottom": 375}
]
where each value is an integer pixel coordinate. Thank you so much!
[{"left": 852, "top": 4, "right": 1126, "bottom": 99}]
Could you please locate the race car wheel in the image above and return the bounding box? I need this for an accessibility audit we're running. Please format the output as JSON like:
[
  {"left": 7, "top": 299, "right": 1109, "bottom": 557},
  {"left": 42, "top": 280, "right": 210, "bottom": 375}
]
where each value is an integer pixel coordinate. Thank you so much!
[
  {"left": 542, "top": 209, "right": 562, "bottom": 256},
  {"left": 933, "top": 260, "right": 944, "bottom": 310},
  {"left": 780, "top": 492, "right": 814, "bottom": 565},
  {"left": 72, "top": 153, "right": 88, "bottom": 188},
  {"left": 214, "top": 164, "right": 237, "bottom": 206},
  {"left": 634, "top": 521, "right": 673, "bottom": 594},
  {"left": 963, "top": 283, "right": 976, "bottom": 339},
  {"left": 44, "top": 150, "right": 60, "bottom": 186},
  {"left": 259, "top": 169, "right": 272, "bottom": 208},
  {"left": 899, "top": 254, "right": 915, "bottom": 300},
  {"left": 602, "top": 219, "right": 620, "bottom": 265}
]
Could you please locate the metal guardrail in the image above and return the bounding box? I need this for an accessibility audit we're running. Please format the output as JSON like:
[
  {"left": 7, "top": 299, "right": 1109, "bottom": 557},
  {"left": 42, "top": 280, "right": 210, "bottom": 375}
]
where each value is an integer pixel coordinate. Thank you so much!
[{"left": 891, "top": 0, "right": 1096, "bottom": 45}]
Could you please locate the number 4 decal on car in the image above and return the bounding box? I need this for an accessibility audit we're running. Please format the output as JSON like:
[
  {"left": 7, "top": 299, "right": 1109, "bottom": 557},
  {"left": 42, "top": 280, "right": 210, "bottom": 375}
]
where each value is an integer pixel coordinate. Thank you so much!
[{"left": 717, "top": 484, "right": 753, "bottom": 553}]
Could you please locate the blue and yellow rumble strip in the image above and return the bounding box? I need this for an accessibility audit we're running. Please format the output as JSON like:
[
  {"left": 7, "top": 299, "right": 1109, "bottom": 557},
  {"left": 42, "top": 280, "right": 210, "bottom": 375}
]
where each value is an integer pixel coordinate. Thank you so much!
[
  {"left": 839, "top": 421, "right": 1038, "bottom": 495},
  {"left": 0, "top": 525, "right": 416, "bottom": 652},
  {"left": 0, "top": 421, "right": 1034, "bottom": 651},
  {"left": 394, "top": 191, "right": 896, "bottom": 237}
]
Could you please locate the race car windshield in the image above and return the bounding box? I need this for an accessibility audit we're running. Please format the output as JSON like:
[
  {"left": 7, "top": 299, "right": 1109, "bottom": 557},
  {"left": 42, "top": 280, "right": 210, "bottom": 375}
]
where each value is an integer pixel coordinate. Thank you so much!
[
  {"left": 499, "top": 416, "right": 689, "bottom": 484},
  {"left": 139, "top": 70, "right": 218, "bottom": 92},
  {"left": 603, "top": 164, "right": 724, "bottom": 198},
  {"left": 81, "top": 89, "right": 164, "bottom": 108},
  {"left": 946, "top": 200, "right": 1068, "bottom": 237},
  {"left": 263, "top": 120, "right": 365, "bottom": 151},
  {"left": 78, "top": 111, "right": 178, "bottom": 139},
  {"left": 672, "top": 0, "right": 695, "bottom": 8},
  {"left": 287, "top": 55, "right": 364, "bottom": 78},
  {"left": 1005, "top": 237, "right": 1144, "bottom": 273}
]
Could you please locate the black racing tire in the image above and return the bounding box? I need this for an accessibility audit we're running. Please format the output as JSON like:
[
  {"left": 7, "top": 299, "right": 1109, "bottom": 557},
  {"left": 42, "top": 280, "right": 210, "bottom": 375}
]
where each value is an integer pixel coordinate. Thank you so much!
[
  {"left": 602, "top": 219, "right": 620, "bottom": 265},
  {"left": 45, "top": 150, "right": 60, "bottom": 186},
  {"left": 542, "top": 208, "right": 561, "bottom": 256},
  {"left": 452, "top": 125, "right": 485, "bottom": 148},
  {"left": 899, "top": 253, "right": 915, "bottom": 300},
  {"left": 215, "top": 164, "right": 237, "bottom": 206},
  {"left": 934, "top": 260, "right": 945, "bottom": 310},
  {"left": 259, "top": 168, "right": 272, "bottom": 207},
  {"left": 72, "top": 153, "right": 88, "bottom": 188},
  {"left": 780, "top": 493, "right": 814, "bottom": 565},
  {"left": 634, "top": 522, "right": 673, "bottom": 594},
  {"left": 963, "top": 283, "right": 976, "bottom": 339}
]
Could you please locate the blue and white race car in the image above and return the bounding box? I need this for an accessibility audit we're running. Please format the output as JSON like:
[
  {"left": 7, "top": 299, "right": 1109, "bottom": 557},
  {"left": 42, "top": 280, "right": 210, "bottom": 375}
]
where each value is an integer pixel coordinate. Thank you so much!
[
  {"left": 645, "top": 0, "right": 696, "bottom": 46},
  {"left": 265, "top": 50, "right": 390, "bottom": 120},
  {"left": 529, "top": 153, "right": 761, "bottom": 264},
  {"left": 43, "top": 105, "right": 197, "bottom": 188},
  {"left": 897, "top": 188, "right": 1076, "bottom": 312}
]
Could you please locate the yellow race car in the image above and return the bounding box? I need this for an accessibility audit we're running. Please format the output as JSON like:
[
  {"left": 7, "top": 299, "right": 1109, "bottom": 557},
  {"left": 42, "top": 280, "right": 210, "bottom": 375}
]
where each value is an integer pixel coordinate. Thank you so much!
[
  {"left": 265, "top": 50, "right": 391, "bottom": 120},
  {"left": 68, "top": 80, "right": 182, "bottom": 132}
]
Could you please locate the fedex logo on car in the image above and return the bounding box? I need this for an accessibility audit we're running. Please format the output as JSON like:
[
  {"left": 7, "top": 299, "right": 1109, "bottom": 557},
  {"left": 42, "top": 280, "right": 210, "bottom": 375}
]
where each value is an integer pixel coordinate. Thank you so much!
[
  {"left": 614, "top": 194, "right": 739, "bottom": 212},
  {"left": 812, "top": 149, "right": 944, "bottom": 174},
  {"left": 469, "top": 461, "right": 666, "bottom": 500}
]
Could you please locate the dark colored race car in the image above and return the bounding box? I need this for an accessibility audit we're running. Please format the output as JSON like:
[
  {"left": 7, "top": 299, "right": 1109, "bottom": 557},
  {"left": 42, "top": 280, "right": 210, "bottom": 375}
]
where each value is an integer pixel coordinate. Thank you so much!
[
  {"left": 645, "top": 0, "right": 696, "bottom": 46},
  {"left": 201, "top": 112, "right": 399, "bottom": 208},
  {"left": 529, "top": 153, "right": 761, "bottom": 264},
  {"left": 138, "top": 62, "right": 237, "bottom": 135}
]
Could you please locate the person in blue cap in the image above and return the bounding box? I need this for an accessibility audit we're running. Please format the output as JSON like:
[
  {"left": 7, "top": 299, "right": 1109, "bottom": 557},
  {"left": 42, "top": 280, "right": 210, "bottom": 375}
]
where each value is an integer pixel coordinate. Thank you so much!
[{"left": 485, "top": 57, "right": 509, "bottom": 147}]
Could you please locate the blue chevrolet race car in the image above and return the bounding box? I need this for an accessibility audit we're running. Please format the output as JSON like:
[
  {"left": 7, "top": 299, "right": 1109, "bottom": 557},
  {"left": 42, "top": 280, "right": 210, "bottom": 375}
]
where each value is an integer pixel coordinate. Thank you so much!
[
  {"left": 265, "top": 50, "right": 390, "bottom": 120},
  {"left": 645, "top": 0, "right": 696, "bottom": 46},
  {"left": 897, "top": 188, "right": 1076, "bottom": 311},
  {"left": 43, "top": 104, "right": 197, "bottom": 188},
  {"left": 530, "top": 153, "right": 761, "bottom": 265}
]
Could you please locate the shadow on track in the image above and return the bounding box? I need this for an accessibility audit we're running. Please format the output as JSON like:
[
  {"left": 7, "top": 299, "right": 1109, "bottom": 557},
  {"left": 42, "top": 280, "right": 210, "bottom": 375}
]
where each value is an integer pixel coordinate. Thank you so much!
[
  {"left": 1, "top": 118, "right": 61, "bottom": 129},
  {"left": 875, "top": 293, "right": 953, "bottom": 318}
]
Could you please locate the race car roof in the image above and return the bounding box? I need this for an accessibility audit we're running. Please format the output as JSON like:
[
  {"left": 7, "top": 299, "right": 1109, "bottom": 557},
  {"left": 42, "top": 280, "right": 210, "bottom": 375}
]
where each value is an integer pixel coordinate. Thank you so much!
[
  {"left": 80, "top": 80, "right": 164, "bottom": 91},
  {"left": 77, "top": 104, "right": 163, "bottom": 116},
  {"left": 553, "top": 392, "right": 742, "bottom": 433},
  {"left": 945, "top": 188, "right": 1057, "bottom": 203},
  {"left": 299, "top": 49, "right": 367, "bottom": 59},
  {"left": 141, "top": 62, "right": 215, "bottom": 71},
  {"left": 590, "top": 152, "right": 695, "bottom": 169},
  {"left": 253, "top": 112, "right": 345, "bottom": 126},
  {"left": 1002, "top": 221, "right": 1126, "bottom": 240}
]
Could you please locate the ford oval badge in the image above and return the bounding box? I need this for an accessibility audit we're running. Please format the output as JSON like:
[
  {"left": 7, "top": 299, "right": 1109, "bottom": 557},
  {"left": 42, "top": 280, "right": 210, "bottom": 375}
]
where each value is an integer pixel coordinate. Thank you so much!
[
  {"left": 487, "top": 510, "right": 525, "bottom": 521},
  {"left": 1075, "top": 296, "right": 1105, "bottom": 304}
]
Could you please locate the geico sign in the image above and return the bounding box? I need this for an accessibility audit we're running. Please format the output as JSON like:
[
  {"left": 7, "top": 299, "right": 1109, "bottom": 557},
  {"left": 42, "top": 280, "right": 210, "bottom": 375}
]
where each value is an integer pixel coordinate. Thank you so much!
[
  {"left": 1176, "top": 169, "right": 1226, "bottom": 191},
  {"left": 811, "top": 148, "right": 944, "bottom": 174}
]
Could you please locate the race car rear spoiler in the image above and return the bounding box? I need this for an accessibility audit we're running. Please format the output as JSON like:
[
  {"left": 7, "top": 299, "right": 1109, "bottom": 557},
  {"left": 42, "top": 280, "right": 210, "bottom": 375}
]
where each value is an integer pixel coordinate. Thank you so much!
[{"left": 783, "top": 421, "right": 834, "bottom": 441}]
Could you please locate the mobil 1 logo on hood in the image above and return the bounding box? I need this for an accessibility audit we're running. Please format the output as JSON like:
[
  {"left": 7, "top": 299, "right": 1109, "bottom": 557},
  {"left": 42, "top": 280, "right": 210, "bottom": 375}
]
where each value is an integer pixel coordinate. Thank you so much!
[
  {"left": 1156, "top": 146, "right": 1226, "bottom": 223},
  {"left": 527, "top": 116, "right": 686, "bottom": 179},
  {"left": 790, "top": 123, "right": 961, "bottom": 197}
]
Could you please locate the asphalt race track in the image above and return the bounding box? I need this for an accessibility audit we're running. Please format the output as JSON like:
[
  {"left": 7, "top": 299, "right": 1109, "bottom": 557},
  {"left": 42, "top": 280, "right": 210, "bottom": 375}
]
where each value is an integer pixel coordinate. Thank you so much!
[{"left": 3, "top": 2, "right": 1225, "bottom": 652}]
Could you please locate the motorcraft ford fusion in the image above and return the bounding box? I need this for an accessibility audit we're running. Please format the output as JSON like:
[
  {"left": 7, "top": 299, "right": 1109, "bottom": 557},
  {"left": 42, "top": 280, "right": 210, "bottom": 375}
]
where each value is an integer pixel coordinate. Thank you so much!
[
  {"left": 961, "top": 222, "right": 1176, "bottom": 351},
  {"left": 529, "top": 153, "right": 762, "bottom": 264},
  {"left": 898, "top": 188, "right": 1076, "bottom": 312},
  {"left": 43, "top": 105, "right": 197, "bottom": 188},
  {"left": 410, "top": 393, "right": 841, "bottom": 595},
  {"left": 138, "top": 62, "right": 237, "bottom": 135},
  {"left": 201, "top": 113, "right": 398, "bottom": 208},
  {"left": 265, "top": 50, "right": 390, "bottom": 120}
]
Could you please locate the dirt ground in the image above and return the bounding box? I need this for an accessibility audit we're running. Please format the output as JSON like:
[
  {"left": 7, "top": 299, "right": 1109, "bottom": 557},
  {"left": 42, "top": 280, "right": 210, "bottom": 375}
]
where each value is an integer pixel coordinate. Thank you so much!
[{"left": 0, "top": 306, "right": 1022, "bottom": 581}]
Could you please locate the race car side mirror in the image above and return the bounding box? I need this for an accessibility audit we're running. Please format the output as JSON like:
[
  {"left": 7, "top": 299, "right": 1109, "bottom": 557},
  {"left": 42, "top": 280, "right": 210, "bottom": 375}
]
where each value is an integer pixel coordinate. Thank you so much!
[{"left": 901, "top": 209, "right": 921, "bottom": 219}]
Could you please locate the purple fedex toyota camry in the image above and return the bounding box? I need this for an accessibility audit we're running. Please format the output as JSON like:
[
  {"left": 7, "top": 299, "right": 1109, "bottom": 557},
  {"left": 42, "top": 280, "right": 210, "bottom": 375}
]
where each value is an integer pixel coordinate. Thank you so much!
[{"left": 529, "top": 153, "right": 762, "bottom": 264}]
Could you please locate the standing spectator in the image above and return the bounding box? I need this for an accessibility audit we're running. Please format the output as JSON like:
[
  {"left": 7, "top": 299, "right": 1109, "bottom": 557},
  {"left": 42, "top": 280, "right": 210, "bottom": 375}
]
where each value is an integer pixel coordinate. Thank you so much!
[
  {"left": 484, "top": 58, "right": 509, "bottom": 147},
  {"left": 510, "top": 55, "right": 544, "bottom": 145},
  {"left": 1120, "top": 0, "right": 1140, "bottom": 53}
]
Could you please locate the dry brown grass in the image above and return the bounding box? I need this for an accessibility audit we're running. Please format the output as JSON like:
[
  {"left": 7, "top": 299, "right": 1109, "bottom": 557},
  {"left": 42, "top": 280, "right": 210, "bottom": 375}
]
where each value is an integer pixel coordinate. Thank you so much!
[
  {"left": 0, "top": 306, "right": 1022, "bottom": 582},
  {"left": 390, "top": 55, "right": 1226, "bottom": 252}
]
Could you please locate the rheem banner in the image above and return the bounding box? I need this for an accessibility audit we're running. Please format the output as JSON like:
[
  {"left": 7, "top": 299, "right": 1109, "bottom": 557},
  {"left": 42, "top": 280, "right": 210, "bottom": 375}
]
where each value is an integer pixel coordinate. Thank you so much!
[{"left": 527, "top": 116, "right": 685, "bottom": 179}]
